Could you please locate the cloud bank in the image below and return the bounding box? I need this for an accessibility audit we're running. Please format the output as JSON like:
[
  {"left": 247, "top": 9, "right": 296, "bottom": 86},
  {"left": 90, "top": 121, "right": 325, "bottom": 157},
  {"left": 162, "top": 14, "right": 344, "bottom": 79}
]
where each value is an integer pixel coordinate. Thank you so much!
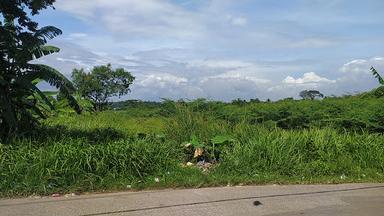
[
  {"left": 34, "top": 0, "right": 384, "bottom": 101},
  {"left": 36, "top": 41, "right": 383, "bottom": 101}
]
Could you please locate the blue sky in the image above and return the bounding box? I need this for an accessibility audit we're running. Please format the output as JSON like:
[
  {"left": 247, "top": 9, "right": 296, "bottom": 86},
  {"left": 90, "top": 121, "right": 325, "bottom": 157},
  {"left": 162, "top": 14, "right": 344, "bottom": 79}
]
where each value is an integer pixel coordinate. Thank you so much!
[{"left": 34, "top": 0, "right": 384, "bottom": 101}]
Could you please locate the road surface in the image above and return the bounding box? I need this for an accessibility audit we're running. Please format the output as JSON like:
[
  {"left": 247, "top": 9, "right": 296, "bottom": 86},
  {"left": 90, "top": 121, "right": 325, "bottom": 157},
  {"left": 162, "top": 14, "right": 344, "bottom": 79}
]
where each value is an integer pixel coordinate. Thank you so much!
[{"left": 1, "top": 183, "right": 384, "bottom": 216}]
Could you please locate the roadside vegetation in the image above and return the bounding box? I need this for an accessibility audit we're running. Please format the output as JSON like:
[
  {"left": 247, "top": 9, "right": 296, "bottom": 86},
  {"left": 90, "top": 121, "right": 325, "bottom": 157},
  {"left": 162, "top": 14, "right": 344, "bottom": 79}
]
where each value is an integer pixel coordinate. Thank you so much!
[
  {"left": 1, "top": 0, "right": 384, "bottom": 197},
  {"left": 1, "top": 90, "right": 384, "bottom": 197}
]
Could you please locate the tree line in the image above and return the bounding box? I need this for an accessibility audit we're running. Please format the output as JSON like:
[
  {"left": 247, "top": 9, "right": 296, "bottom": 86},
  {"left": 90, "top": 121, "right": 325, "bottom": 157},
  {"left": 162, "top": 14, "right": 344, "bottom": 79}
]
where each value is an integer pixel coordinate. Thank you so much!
[{"left": 1, "top": 0, "right": 383, "bottom": 141}]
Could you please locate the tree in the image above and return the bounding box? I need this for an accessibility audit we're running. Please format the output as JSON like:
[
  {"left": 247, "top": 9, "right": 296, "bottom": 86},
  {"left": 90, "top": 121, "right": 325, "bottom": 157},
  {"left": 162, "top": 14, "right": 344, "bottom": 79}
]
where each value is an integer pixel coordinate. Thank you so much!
[
  {"left": 299, "top": 90, "right": 324, "bottom": 100},
  {"left": 72, "top": 64, "right": 135, "bottom": 111},
  {"left": 0, "top": 0, "right": 80, "bottom": 140}
]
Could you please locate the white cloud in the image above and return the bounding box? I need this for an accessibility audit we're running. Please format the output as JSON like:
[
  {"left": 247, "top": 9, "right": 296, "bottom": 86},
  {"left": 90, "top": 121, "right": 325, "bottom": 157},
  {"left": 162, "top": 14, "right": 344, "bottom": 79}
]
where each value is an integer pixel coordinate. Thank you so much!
[
  {"left": 283, "top": 72, "right": 336, "bottom": 84},
  {"left": 340, "top": 59, "right": 368, "bottom": 74},
  {"left": 188, "top": 59, "right": 253, "bottom": 69},
  {"left": 137, "top": 73, "right": 188, "bottom": 88},
  {"left": 33, "top": 0, "right": 384, "bottom": 101},
  {"left": 227, "top": 15, "right": 248, "bottom": 26},
  {"left": 56, "top": 0, "right": 206, "bottom": 40},
  {"left": 36, "top": 41, "right": 383, "bottom": 101},
  {"left": 56, "top": 57, "right": 84, "bottom": 65},
  {"left": 53, "top": 0, "right": 349, "bottom": 58},
  {"left": 201, "top": 72, "right": 270, "bottom": 85},
  {"left": 372, "top": 57, "right": 384, "bottom": 61},
  {"left": 68, "top": 33, "right": 88, "bottom": 39},
  {"left": 340, "top": 57, "right": 384, "bottom": 74},
  {"left": 335, "top": 56, "right": 384, "bottom": 94}
]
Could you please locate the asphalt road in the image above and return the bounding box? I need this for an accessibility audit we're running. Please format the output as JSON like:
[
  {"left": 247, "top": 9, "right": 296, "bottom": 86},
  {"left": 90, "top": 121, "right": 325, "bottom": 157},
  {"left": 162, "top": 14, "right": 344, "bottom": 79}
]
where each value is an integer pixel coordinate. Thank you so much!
[{"left": 1, "top": 183, "right": 384, "bottom": 216}]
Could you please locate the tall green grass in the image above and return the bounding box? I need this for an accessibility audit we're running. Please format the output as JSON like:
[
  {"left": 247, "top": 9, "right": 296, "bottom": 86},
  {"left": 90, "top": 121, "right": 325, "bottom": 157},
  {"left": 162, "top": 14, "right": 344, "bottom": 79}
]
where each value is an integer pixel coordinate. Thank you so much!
[
  {"left": 215, "top": 127, "right": 384, "bottom": 178},
  {"left": 0, "top": 137, "right": 177, "bottom": 196},
  {"left": 164, "top": 104, "right": 384, "bottom": 178},
  {"left": 1, "top": 97, "right": 384, "bottom": 197},
  {"left": 164, "top": 102, "right": 231, "bottom": 145}
]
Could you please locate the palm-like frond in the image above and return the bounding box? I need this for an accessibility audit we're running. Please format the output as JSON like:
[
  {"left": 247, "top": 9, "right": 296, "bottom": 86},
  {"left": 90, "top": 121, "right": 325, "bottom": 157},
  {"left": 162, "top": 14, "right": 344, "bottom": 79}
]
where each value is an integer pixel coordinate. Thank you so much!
[
  {"left": 24, "top": 64, "right": 76, "bottom": 92},
  {"left": 0, "top": 4, "right": 79, "bottom": 140},
  {"left": 42, "top": 91, "right": 59, "bottom": 97},
  {"left": 31, "top": 45, "right": 60, "bottom": 60},
  {"left": 30, "top": 84, "right": 55, "bottom": 110},
  {"left": 23, "top": 64, "right": 82, "bottom": 113},
  {"left": 34, "top": 26, "right": 62, "bottom": 42},
  {"left": 371, "top": 67, "right": 384, "bottom": 85},
  {"left": 25, "top": 26, "right": 62, "bottom": 61},
  {"left": 13, "top": 77, "right": 54, "bottom": 110}
]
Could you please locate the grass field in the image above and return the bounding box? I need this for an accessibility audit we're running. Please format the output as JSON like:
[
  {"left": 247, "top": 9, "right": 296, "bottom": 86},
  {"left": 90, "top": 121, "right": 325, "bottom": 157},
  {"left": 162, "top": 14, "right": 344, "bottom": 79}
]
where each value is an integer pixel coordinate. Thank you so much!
[{"left": 1, "top": 91, "right": 384, "bottom": 197}]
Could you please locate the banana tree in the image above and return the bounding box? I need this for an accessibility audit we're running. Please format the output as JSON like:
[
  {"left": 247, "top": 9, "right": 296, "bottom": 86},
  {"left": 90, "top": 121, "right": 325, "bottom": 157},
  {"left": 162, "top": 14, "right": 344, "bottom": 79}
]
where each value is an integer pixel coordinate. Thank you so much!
[{"left": 1, "top": 2, "right": 81, "bottom": 139}]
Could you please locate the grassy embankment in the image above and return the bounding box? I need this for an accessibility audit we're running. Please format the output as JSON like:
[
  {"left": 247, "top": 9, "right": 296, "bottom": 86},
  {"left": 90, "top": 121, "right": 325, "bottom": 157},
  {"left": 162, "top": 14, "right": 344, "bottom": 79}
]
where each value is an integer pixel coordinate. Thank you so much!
[{"left": 1, "top": 91, "right": 384, "bottom": 197}]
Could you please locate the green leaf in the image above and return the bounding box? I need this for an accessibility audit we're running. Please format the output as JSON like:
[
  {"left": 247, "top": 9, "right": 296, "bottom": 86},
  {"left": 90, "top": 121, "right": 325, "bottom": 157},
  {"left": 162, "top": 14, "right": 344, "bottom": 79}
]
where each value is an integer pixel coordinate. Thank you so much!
[
  {"left": 31, "top": 45, "right": 60, "bottom": 59},
  {"left": 30, "top": 106, "right": 47, "bottom": 119},
  {"left": 371, "top": 67, "right": 384, "bottom": 85},
  {"left": 31, "top": 85, "right": 55, "bottom": 110},
  {"left": 34, "top": 26, "right": 63, "bottom": 41},
  {"left": 190, "top": 135, "right": 204, "bottom": 148},
  {"left": 14, "top": 77, "right": 55, "bottom": 111},
  {"left": 23, "top": 64, "right": 81, "bottom": 113},
  {"left": 211, "top": 135, "right": 235, "bottom": 145},
  {"left": 42, "top": 91, "right": 59, "bottom": 97}
]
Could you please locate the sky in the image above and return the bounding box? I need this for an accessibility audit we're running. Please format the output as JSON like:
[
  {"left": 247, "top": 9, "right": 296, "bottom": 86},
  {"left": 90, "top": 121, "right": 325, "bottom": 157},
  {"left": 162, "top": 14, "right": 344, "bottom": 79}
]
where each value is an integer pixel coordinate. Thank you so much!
[{"left": 33, "top": 0, "right": 384, "bottom": 101}]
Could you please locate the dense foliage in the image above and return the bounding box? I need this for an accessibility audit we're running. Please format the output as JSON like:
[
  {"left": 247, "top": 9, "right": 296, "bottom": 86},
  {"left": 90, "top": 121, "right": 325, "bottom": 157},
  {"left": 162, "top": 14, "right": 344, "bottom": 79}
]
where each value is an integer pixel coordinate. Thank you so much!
[
  {"left": 110, "top": 89, "right": 384, "bottom": 133},
  {"left": 1, "top": 91, "right": 384, "bottom": 196},
  {"left": 72, "top": 64, "right": 135, "bottom": 111},
  {"left": 0, "top": 0, "right": 80, "bottom": 140}
]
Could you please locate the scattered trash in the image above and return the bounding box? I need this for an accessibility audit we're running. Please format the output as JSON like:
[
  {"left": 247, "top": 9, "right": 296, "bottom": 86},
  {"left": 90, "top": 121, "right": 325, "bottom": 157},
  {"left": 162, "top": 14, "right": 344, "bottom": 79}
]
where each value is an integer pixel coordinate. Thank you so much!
[
  {"left": 186, "top": 162, "right": 194, "bottom": 166},
  {"left": 126, "top": 185, "right": 132, "bottom": 189},
  {"left": 154, "top": 177, "right": 160, "bottom": 182},
  {"left": 196, "top": 161, "right": 205, "bottom": 166},
  {"left": 340, "top": 174, "right": 346, "bottom": 180},
  {"left": 196, "top": 160, "right": 213, "bottom": 172},
  {"left": 52, "top": 193, "right": 60, "bottom": 197},
  {"left": 193, "top": 148, "right": 204, "bottom": 158},
  {"left": 64, "top": 193, "right": 77, "bottom": 198}
]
